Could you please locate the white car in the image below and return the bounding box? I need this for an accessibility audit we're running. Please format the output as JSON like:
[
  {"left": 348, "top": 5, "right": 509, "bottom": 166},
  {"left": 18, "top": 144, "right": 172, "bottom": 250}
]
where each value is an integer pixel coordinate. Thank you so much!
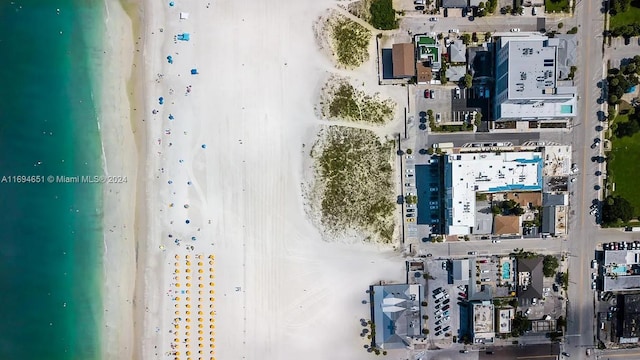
[
  {"left": 406, "top": 155, "right": 414, "bottom": 160},
  {"left": 406, "top": 169, "right": 414, "bottom": 173},
  {"left": 510, "top": 28, "right": 521, "bottom": 32},
  {"left": 429, "top": 17, "right": 438, "bottom": 21},
  {"left": 449, "top": 29, "right": 459, "bottom": 33},
  {"left": 592, "top": 259, "right": 598, "bottom": 269},
  {"left": 492, "top": 240, "right": 501, "bottom": 243},
  {"left": 590, "top": 208, "right": 598, "bottom": 215}
]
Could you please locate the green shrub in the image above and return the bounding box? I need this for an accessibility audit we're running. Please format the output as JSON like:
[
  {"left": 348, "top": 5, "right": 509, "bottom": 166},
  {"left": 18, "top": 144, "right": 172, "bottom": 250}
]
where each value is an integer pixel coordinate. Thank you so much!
[{"left": 369, "top": 0, "right": 397, "bottom": 30}]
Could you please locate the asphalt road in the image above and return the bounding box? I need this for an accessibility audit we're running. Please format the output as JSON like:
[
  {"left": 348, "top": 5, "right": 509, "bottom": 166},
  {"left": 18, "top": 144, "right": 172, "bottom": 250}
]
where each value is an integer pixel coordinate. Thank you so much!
[
  {"left": 559, "top": 0, "right": 606, "bottom": 359},
  {"left": 401, "top": 14, "right": 542, "bottom": 35}
]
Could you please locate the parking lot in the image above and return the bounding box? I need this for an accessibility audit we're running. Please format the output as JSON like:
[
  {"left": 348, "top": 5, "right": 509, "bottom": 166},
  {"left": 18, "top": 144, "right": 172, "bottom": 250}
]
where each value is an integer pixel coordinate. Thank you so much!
[{"left": 425, "top": 259, "right": 462, "bottom": 341}]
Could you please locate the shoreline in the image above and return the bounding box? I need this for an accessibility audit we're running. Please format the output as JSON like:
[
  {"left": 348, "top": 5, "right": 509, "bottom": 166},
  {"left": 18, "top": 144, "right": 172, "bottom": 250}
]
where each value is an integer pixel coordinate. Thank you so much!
[{"left": 99, "top": 0, "right": 138, "bottom": 358}]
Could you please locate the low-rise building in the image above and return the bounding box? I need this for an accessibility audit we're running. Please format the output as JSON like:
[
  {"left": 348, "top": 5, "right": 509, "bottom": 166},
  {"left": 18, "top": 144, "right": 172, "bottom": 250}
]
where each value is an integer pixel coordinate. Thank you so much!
[
  {"left": 603, "top": 250, "right": 640, "bottom": 292},
  {"left": 617, "top": 293, "right": 640, "bottom": 344},
  {"left": 496, "top": 307, "right": 515, "bottom": 334},
  {"left": 472, "top": 301, "right": 495, "bottom": 343},
  {"left": 392, "top": 43, "right": 416, "bottom": 79},
  {"left": 516, "top": 256, "right": 543, "bottom": 300},
  {"left": 370, "top": 284, "right": 424, "bottom": 349},
  {"left": 443, "top": 151, "right": 543, "bottom": 235}
]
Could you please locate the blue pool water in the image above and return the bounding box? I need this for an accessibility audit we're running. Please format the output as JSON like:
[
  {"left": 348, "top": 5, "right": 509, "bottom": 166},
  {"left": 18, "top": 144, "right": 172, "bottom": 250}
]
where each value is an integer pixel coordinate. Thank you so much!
[
  {"left": 613, "top": 265, "right": 627, "bottom": 274},
  {"left": 502, "top": 262, "right": 511, "bottom": 280},
  {"left": 561, "top": 105, "right": 573, "bottom": 114}
]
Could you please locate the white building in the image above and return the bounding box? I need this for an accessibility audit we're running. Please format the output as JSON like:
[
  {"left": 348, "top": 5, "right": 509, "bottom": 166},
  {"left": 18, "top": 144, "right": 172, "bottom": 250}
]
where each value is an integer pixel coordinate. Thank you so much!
[
  {"left": 444, "top": 151, "right": 543, "bottom": 235},
  {"left": 494, "top": 34, "right": 577, "bottom": 121}
]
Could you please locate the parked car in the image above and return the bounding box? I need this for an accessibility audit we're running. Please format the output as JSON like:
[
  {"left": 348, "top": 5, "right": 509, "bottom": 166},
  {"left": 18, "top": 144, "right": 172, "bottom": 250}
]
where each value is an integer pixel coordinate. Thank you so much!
[
  {"left": 424, "top": 89, "right": 430, "bottom": 98},
  {"left": 510, "top": 28, "right": 521, "bottom": 32},
  {"left": 449, "top": 29, "right": 460, "bottom": 33},
  {"left": 468, "top": 251, "right": 478, "bottom": 255},
  {"left": 430, "top": 89, "right": 435, "bottom": 98},
  {"left": 407, "top": 208, "right": 415, "bottom": 213},
  {"left": 492, "top": 240, "right": 501, "bottom": 243},
  {"left": 429, "top": 17, "right": 438, "bottom": 21}
]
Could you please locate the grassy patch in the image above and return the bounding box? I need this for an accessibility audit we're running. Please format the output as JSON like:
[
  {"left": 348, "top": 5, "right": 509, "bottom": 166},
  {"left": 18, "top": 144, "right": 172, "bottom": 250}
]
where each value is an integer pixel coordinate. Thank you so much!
[
  {"left": 545, "top": 0, "right": 570, "bottom": 12},
  {"left": 310, "top": 126, "right": 396, "bottom": 242},
  {"left": 609, "top": 114, "right": 640, "bottom": 216},
  {"left": 328, "top": 15, "right": 371, "bottom": 68},
  {"left": 611, "top": 1, "right": 640, "bottom": 28},
  {"left": 320, "top": 76, "right": 396, "bottom": 124},
  {"left": 369, "top": 0, "right": 397, "bottom": 30}
]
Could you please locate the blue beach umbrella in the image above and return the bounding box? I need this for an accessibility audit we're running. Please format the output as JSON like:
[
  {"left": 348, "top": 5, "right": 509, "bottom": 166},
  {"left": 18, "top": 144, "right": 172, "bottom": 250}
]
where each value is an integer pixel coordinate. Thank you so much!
[
  {"left": 201, "top": 144, "right": 206, "bottom": 149},
  {"left": 159, "top": 97, "right": 164, "bottom": 105},
  {"left": 169, "top": 114, "right": 174, "bottom": 120},
  {"left": 169, "top": 1, "right": 175, "bottom": 6},
  {"left": 167, "top": 55, "right": 173, "bottom": 64}
]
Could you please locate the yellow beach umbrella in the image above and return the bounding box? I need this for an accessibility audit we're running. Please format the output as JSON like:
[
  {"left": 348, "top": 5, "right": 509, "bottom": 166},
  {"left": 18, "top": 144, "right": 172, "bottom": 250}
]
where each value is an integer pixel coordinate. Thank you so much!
[
  {"left": 209, "top": 297, "right": 213, "bottom": 301},
  {"left": 187, "top": 351, "right": 191, "bottom": 356},
  {"left": 186, "top": 269, "right": 191, "bottom": 273},
  {"left": 198, "top": 276, "right": 202, "bottom": 280},
  {"left": 198, "top": 329, "right": 203, "bottom": 334},
  {"left": 199, "top": 343, "right": 203, "bottom": 348},
  {"left": 174, "top": 338, "right": 179, "bottom": 342},
  {"left": 174, "top": 324, "right": 179, "bottom": 329},
  {"left": 186, "top": 261, "right": 191, "bottom": 266},
  {"left": 186, "top": 305, "right": 191, "bottom": 309},
  {"left": 210, "top": 311, "right": 214, "bottom": 315},
  {"left": 209, "top": 282, "right": 214, "bottom": 286},
  {"left": 175, "top": 311, "right": 180, "bottom": 315},
  {"left": 198, "top": 304, "right": 202, "bottom": 309},
  {"left": 209, "top": 290, "right": 214, "bottom": 294},
  {"left": 175, "top": 255, "right": 180, "bottom": 260},
  {"left": 186, "top": 255, "right": 191, "bottom": 260},
  {"left": 186, "top": 297, "right": 190, "bottom": 301},
  {"left": 209, "top": 261, "right": 213, "bottom": 265},
  {"left": 186, "top": 318, "right": 191, "bottom": 322},
  {"left": 198, "top": 318, "right": 203, "bottom": 322},
  {"left": 185, "top": 325, "right": 190, "bottom": 330},
  {"left": 210, "top": 338, "right": 214, "bottom": 342},
  {"left": 199, "top": 284, "right": 203, "bottom": 288},
  {"left": 198, "top": 311, "right": 203, "bottom": 315},
  {"left": 209, "top": 318, "right": 213, "bottom": 322},
  {"left": 175, "top": 296, "right": 180, "bottom": 301},
  {"left": 186, "top": 283, "right": 191, "bottom": 287},
  {"left": 175, "top": 304, "right": 179, "bottom": 308},
  {"left": 186, "top": 289, "right": 191, "bottom": 294},
  {"left": 209, "top": 275, "right": 213, "bottom": 279},
  {"left": 198, "top": 269, "right": 203, "bottom": 274},
  {"left": 198, "top": 262, "right": 203, "bottom": 266},
  {"left": 198, "top": 323, "right": 203, "bottom": 328},
  {"left": 198, "top": 290, "right": 202, "bottom": 295},
  {"left": 186, "top": 276, "right": 191, "bottom": 280},
  {"left": 209, "top": 267, "right": 213, "bottom": 272},
  {"left": 176, "top": 283, "right": 180, "bottom": 287},
  {"left": 175, "top": 269, "right": 180, "bottom": 273},
  {"left": 208, "top": 255, "right": 213, "bottom": 259},
  {"left": 175, "top": 262, "right": 180, "bottom": 267}
]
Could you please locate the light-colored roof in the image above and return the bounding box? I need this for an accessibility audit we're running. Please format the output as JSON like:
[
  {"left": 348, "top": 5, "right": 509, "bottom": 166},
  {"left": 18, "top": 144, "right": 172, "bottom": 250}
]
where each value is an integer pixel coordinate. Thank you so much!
[
  {"left": 453, "top": 259, "right": 470, "bottom": 281},
  {"left": 371, "top": 284, "right": 423, "bottom": 349},
  {"left": 493, "top": 215, "right": 521, "bottom": 235},
  {"left": 449, "top": 39, "right": 467, "bottom": 63},
  {"left": 445, "top": 151, "right": 543, "bottom": 235},
  {"left": 392, "top": 43, "right": 415, "bottom": 78}
]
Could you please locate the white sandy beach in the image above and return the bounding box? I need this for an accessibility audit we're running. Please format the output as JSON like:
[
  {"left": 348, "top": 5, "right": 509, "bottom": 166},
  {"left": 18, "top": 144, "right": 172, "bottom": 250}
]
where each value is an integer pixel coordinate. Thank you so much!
[{"left": 101, "top": 0, "right": 413, "bottom": 359}]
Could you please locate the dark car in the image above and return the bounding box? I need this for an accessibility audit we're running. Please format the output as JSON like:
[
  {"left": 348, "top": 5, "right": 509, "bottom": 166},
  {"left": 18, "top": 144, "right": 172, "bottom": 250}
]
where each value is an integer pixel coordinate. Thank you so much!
[
  {"left": 625, "top": 37, "right": 631, "bottom": 45},
  {"left": 415, "top": 5, "right": 425, "bottom": 10},
  {"left": 424, "top": 90, "right": 430, "bottom": 98},
  {"left": 443, "top": 299, "right": 450, "bottom": 305},
  {"left": 442, "top": 305, "right": 450, "bottom": 311},
  {"left": 419, "top": 111, "right": 427, "bottom": 117}
]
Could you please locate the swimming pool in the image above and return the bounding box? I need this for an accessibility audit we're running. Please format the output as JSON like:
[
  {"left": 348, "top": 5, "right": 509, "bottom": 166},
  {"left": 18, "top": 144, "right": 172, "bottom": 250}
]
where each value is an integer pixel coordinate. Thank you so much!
[
  {"left": 613, "top": 265, "right": 627, "bottom": 274},
  {"left": 502, "top": 262, "right": 511, "bottom": 280}
]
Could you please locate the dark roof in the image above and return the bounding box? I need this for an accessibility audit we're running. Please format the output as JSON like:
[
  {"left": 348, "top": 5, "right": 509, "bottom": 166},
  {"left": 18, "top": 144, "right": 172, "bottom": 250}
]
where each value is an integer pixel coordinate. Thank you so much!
[
  {"left": 416, "top": 62, "right": 432, "bottom": 83},
  {"left": 516, "top": 257, "right": 543, "bottom": 299},
  {"left": 541, "top": 206, "right": 555, "bottom": 234},
  {"left": 442, "top": 0, "right": 468, "bottom": 8},
  {"left": 392, "top": 43, "right": 416, "bottom": 78},
  {"left": 622, "top": 294, "right": 640, "bottom": 339}
]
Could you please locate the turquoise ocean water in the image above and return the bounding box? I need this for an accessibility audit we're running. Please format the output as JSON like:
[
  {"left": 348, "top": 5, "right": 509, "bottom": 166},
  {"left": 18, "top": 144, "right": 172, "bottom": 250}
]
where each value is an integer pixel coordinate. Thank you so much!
[{"left": 0, "top": 1, "right": 106, "bottom": 358}]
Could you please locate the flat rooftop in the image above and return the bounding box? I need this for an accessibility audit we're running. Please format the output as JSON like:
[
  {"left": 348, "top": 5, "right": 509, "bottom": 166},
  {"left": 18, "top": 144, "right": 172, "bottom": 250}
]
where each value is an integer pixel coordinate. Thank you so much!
[
  {"left": 445, "top": 152, "right": 543, "bottom": 234},
  {"left": 473, "top": 302, "right": 495, "bottom": 334},
  {"left": 371, "top": 284, "right": 423, "bottom": 349}
]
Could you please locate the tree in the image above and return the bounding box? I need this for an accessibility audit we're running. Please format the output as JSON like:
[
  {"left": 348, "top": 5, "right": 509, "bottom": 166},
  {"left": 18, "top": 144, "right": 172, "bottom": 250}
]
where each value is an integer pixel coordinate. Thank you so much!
[
  {"left": 558, "top": 22, "right": 564, "bottom": 29},
  {"left": 567, "top": 26, "right": 578, "bottom": 34},
  {"left": 461, "top": 33, "right": 471, "bottom": 45},
  {"left": 543, "top": 255, "right": 560, "bottom": 277},
  {"left": 463, "top": 74, "right": 473, "bottom": 88},
  {"left": 602, "top": 195, "right": 635, "bottom": 225},
  {"left": 484, "top": 32, "right": 492, "bottom": 41},
  {"left": 615, "top": 119, "right": 640, "bottom": 137},
  {"left": 609, "top": 94, "right": 619, "bottom": 104}
]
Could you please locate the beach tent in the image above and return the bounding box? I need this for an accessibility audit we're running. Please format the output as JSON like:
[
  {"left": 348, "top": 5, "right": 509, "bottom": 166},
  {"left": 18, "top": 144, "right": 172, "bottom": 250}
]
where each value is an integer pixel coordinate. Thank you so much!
[
  {"left": 180, "top": 12, "right": 189, "bottom": 19},
  {"left": 177, "top": 33, "right": 190, "bottom": 41}
]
